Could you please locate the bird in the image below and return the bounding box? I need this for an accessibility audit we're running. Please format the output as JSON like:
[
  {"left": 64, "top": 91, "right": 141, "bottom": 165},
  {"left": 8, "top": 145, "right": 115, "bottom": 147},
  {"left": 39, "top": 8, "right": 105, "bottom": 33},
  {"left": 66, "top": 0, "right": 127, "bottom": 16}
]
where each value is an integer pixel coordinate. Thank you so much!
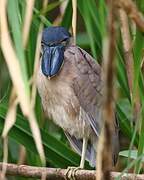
[{"left": 36, "top": 26, "right": 119, "bottom": 170}]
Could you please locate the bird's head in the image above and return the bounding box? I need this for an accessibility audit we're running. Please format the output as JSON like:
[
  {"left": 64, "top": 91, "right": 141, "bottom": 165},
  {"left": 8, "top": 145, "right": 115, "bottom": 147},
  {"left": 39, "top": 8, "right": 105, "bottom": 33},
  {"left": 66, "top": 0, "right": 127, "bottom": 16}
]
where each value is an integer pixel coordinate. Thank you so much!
[{"left": 41, "top": 26, "right": 71, "bottom": 79}]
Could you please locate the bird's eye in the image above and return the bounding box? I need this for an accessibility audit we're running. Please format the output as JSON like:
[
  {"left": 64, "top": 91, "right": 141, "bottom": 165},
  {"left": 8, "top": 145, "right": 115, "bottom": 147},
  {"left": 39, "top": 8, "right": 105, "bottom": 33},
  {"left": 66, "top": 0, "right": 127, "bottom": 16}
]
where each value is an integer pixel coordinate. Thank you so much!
[
  {"left": 61, "top": 40, "right": 67, "bottom": 46},
  {"left": 40, "top": 48, "right": 43, "bottom": 58},
  {"left": 40, "top": 43, "right": 44, "bottom": 57},
  {"left": 41, "top": 43, "right": 44, "bottom": 49}
]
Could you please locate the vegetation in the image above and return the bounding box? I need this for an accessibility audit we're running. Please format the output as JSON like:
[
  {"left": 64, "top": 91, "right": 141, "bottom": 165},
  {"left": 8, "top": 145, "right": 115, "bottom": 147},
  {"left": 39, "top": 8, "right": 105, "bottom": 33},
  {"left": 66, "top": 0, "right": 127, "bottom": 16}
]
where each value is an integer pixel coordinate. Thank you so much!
[{"left": 0, "top": 0, "right": 144, "bottom": 179}]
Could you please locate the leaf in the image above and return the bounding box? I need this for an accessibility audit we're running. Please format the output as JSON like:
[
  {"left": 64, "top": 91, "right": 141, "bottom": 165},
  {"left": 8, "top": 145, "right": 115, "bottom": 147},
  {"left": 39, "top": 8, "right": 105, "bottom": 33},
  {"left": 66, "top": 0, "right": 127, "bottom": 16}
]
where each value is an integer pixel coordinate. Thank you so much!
[
  {"left": 78, "top": 0, "right": 99, "bottom": 58},
  {"left": 61, "top": 0, "right": 72, "bottom": 28},
  {"left": 119, "top": 150, "right": 144, "bottom": 162},
  {"left": 7, "top": 0, "right": 29, "bottom": 96},
  {"left": 22, "top": 0, "right": 35, "bottom": 47},
  {"left": 0, "top": 104, "right": 91, "bottom": 169},
  {"left": 116, "top": 101, "right": 139, "bottom": 147},
  {"left": 2, "top": 94, "right": 18, "bottom": 137}
]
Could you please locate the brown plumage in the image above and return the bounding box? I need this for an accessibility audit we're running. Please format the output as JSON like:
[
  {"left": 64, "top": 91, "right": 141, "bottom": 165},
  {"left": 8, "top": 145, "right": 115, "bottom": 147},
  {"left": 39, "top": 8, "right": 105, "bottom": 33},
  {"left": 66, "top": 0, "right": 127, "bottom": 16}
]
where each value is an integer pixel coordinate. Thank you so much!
[{"left": 37, "top": 44, "right": 119, "bottom": 167}]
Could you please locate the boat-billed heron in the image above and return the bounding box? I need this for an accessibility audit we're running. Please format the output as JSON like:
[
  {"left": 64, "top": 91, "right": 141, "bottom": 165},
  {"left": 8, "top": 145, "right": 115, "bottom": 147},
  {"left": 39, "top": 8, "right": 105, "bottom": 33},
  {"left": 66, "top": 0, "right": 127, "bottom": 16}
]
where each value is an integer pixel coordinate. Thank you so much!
[{"left": 37, "top": 26, "right": 119, "bottom": 169}]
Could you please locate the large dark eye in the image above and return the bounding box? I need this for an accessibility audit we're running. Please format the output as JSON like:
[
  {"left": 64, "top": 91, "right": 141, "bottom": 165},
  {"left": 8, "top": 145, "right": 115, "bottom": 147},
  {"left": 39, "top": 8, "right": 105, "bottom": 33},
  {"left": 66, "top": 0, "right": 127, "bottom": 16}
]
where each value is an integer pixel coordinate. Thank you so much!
[
  {"left": 61, "top": 38, "right": 69, "bottom": 46},
  {"left": 40, "top": 43, "right": 44, "bottom": 57},
  {"left": 41, "top": 43, "right": 44, "bottom": 49},
  {"left": 40, "top": 46, "right": 43, "bottom": 58},
  {"left": 61, "top": 41, "right": 66, "bottom": 46}
]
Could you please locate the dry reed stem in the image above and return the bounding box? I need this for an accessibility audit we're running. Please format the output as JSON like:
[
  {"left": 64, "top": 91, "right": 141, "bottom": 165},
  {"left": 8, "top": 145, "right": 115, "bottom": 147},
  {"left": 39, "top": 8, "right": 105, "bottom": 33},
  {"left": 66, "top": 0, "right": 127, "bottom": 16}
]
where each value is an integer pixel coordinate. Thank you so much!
[
  {"left": 1, "top": 163, "right": 144, "bottom": 180},
  {"left": 53, "top": 1, "right": 67, "bottom": 26},
  {"left": 96, "top": 127, "right": 104, "bottom": 180},
  {"left": 115, "top": 0, "right": 144, "bottom": 32},
  {"left": 0, "top": 0, "right": 30, "bottom": 116},
  {"left": 30, "top": 3, "right": 49, "bottom": 174},
  {"left": 18, "top": 146, "right": 26, "bottom": 165},
  {"left": 28, "top": 111, "right": 45, "bottom": 164},
  {"left": 0, "top": 138, "right": 8, "bottom": 180},
  {"left": 22, "top": 0, "right": 35, "bottom": 47},
  {"left": 72, "top": 0, "right": 77, "bottom": 45},
  {"left": 19, "top": 18, "right": 46, "bottom": 163},
  {"left": 31, "top": 0, "right": 48, "bottom": 109},
  {"left": 119, "top": 9, "right": 134, "bottom": 96},
  {"left": 0, "top": 0, "right": 45, "bottom": 165},
  {"left": 30, "top": 1, "right": 49, "bottom": 173},
  {"left": 31, "top": 29, "right": 42, "bottom": 108},
  {"left": 2, "top": 89, "right": 18, "bottom": 138},
  {"left": 24, "top": 0, "right": 47, "bottom": 166},
  {"left": 97, "top": 0, "right": 116, "bottom": 179},
  {"left": 116, "top": 1, "right": 143, "bottom": 125},
  {"left": 119, "top": 8, "right": 141, "bottom": 124}
]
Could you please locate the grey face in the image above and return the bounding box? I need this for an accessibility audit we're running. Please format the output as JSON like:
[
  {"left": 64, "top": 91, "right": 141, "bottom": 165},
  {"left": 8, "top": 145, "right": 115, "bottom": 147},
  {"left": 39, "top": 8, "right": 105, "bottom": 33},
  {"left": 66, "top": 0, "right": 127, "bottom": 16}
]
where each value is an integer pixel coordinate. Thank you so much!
[{"left": 41, "top": 26, "right": 71, "bottom": 78}]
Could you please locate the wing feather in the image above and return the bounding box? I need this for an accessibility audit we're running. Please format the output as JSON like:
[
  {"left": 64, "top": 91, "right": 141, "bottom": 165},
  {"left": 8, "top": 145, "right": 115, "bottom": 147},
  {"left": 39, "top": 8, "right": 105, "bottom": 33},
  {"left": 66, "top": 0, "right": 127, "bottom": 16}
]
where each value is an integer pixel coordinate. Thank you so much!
[
  {"left": 64, "top": 45, "right": 119, "bottom": 164},
  {"left": 66, "top": 46, "right": 104, "bottom": 136}
]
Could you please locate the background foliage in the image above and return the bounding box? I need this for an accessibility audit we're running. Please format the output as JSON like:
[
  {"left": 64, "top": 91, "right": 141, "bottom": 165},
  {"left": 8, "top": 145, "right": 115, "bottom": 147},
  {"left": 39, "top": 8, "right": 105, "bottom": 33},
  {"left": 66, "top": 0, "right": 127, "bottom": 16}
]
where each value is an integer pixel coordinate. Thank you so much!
[{"left": 0, "top": 0, "right": 144, "bottom": 179}]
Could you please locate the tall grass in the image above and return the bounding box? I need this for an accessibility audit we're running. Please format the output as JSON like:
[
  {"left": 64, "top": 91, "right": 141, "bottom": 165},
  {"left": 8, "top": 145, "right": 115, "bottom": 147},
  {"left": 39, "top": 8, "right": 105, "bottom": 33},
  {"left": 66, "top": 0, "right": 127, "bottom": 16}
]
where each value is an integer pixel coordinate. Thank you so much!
[{"left": 0, "top": 0, "right": 144, "bottom": 179}]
